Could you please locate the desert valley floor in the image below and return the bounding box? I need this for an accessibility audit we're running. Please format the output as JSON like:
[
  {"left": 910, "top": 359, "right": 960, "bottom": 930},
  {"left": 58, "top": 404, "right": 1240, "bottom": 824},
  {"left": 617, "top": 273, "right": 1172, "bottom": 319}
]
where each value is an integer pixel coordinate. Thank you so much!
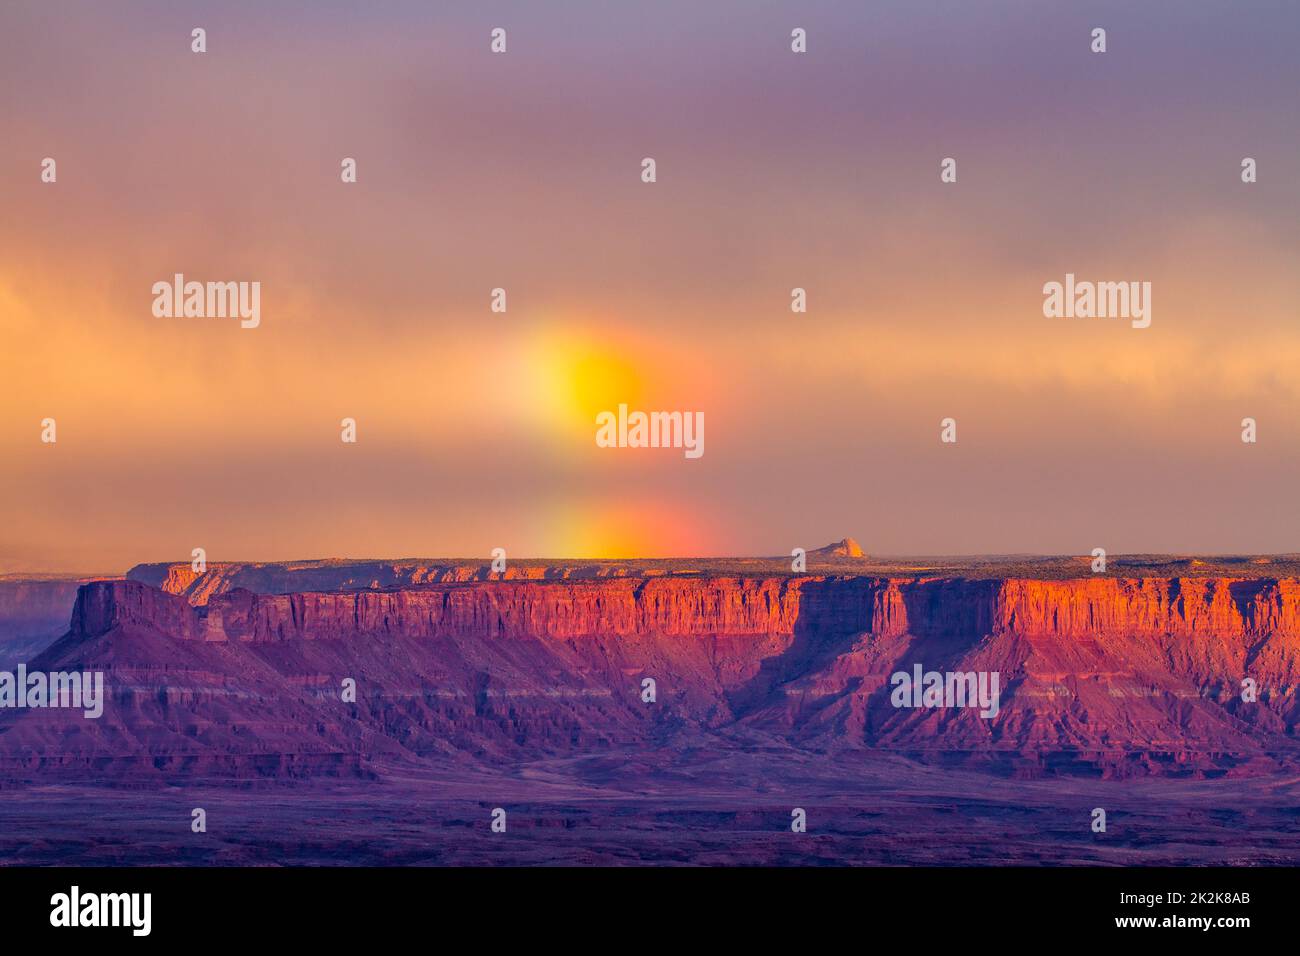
[{"left": 0, "top": 755, "right": 1296, "bottom": 865}]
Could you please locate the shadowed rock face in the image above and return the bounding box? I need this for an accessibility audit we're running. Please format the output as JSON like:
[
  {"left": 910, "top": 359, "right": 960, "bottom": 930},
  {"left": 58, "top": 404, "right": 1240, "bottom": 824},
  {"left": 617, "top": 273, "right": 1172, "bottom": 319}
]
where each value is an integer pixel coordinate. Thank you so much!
[{"left": 3, "top": 575, "right": 1299, "bottom": 783}]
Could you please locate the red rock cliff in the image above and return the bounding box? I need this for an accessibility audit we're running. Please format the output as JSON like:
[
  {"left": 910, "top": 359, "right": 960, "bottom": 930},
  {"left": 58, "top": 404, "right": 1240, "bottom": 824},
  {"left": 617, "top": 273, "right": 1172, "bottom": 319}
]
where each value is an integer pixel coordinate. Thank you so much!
[
  {"left": 74, "top": 575, "right": 1300, "bottom": 643},
  {"left": 33, "top": 575, "right": 1300, "bottom": 779}
]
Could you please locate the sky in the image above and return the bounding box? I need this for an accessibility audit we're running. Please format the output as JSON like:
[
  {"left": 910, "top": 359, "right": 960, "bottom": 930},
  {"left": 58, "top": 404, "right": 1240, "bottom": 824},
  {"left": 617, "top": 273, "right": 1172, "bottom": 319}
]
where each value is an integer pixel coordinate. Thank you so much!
[{"left": 1, "top": 0, "right": 1298, "bottom": 572}]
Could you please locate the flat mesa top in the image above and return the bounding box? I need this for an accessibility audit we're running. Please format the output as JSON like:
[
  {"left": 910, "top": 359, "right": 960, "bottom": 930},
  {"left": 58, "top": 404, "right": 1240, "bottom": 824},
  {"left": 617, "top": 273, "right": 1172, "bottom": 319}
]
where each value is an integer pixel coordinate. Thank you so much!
[
  {"left": 83, "top": 553, "right": 1300, "bottom": 586},
  {"left": 480, "top": 554, "right": 1298, "bottom": 580}
]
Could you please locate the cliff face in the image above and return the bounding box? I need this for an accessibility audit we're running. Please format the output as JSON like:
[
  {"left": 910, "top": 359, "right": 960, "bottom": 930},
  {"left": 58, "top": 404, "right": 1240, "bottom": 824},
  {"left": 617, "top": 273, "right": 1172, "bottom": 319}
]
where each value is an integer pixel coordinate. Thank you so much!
[
  {"left": 71, "top": 578, "right": 201, "bottom": 641},
  {"left": 90, "top": 578, "right": 824, "bottom": 642},
  {"left": 993, "top": 578, "right": 1300, "bottom": 638},
  {"left": 79, "top": 575, "right": 1300, "bottom": 643},
  {"left": 7, "top": 574, "right": 1300, "bottom": 783}
]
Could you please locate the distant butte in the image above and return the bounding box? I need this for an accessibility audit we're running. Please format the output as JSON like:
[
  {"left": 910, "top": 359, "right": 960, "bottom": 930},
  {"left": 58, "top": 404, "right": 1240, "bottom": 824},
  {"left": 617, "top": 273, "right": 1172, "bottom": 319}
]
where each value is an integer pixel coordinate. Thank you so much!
[{"left": 810, "top": 537, "right": 866, "bottom": 558}]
